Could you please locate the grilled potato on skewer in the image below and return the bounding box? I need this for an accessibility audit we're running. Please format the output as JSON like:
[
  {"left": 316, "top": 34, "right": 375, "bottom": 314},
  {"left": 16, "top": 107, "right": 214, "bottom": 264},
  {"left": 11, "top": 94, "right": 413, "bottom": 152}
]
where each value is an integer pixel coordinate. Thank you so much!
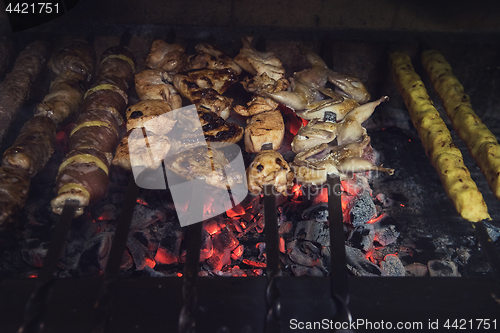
[
  {"left": 390, "top": 51, "right": 489, "bottom": 222},
  {"left": 422, "top": 50, "right": 500, "bottom": 202}
]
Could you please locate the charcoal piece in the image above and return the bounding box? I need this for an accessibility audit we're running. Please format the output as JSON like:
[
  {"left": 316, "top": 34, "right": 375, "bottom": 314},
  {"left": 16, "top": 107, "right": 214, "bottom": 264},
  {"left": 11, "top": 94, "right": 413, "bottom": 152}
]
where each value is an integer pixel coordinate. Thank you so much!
[
  {"left": 345, "top": 246, "right": 383, "bottom": 276},
  {"left": 21, "top": 239, "right": 48, "bottom": 267},
  {"left": 79, "top": 232, "right": 113, "bottom": 274},
  {"left": 380, "top": 254, "right": 405, "bottom": 276},
  {"left": 294, "top": 220, "right": 330, "bottom": 246},
  {"left": 206, "top": 227, "right": 239, "bottom": 270},
  {"left": 349, "top": 191, "right": 376, "bottom": 227},
  {"left": 428, "top": 259, "right": 461, "bottom": 277},
  {"left": 405, "top": 262, "right": 428, "bottom": 277},
  {"left": 126, "top": 235, "right": 150, "bottom": 270},
  {"left": 200, "top": 229, "right": 213, "bottom": 261},
  {"left": 484, "top": 221, "right": 500, "bottom": 242},
  {"left": 302, "top": 203, "right": 329, "bottom": 222},
  {"left": 373, "top": 220, "right": 399, "bottom": 247},
  {"left": 155, "top": 230, "right": 182, "bottom": 265},
  {"left": 348, "top": 224, "right": 375, "bottom": 251},
  {"left": 287, "top": 240, "right": 321, "bottom": 267},
  {"left": 130, "top": 204, "right": 165, "bottom": 230}
]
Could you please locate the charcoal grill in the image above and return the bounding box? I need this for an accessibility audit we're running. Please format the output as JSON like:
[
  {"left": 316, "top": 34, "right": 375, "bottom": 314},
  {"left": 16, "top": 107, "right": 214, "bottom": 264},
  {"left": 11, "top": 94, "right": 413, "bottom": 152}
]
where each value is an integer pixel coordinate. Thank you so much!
[{"left": 1, "top": 1, "right": 500, "bottom": 332}]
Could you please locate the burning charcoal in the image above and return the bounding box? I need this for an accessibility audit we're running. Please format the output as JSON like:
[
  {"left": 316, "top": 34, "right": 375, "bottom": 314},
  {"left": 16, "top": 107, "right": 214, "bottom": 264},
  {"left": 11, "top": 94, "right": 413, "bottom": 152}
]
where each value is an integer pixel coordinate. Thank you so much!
[
  {"left": 142, "top": 266, "right": 166, "bottom": 277},
  {"left": 405, "top": 262, "right": 428, "bottom": 277},
  {"left": 79, "top": 231, "right": 114, "bottom": 274},
  {"left": 348, "top": 224, "right": 375, "bottom": 251},
  {"left": 127, "top": 234, "right": 152, "bottom": 270},
  {"left": 484, "top": 221, "right": 500, "bottom": 243},
  {"left": 345, "top": 246, "right": 383, "bottom": 276},
  {"left": 256, "top": 242, "right": 266, "bottom": 260},
  {"left": 287, "top": 240, "right": 321, "bottom": 267},
  {"left": 294, "top": 220, "right": 330, "bottom": 247},
  {"left": 207, "top": 227, "right": 239, "bottom": 270},
  {"left": 373, "top": 223, "right": 399, "bottom": 247},
  {"left": 21, "top": 239, "right": 48, "bottom": 267},
  {"left": 200, "top": 229, "right": 214, "bottom": 261},
  {"left": 348, "top": 191, "right": 376, "bottom": 227},
  {"left": 375, "top": 193, "right": 394, "bottom": 207},
  {"left": 380, "top": 254, "right": 405, "bottom": 276},
  {"left": 203, "top": 219, "right": 222, "bottom": 236},
  {"left": 453, "top": 246, "right": 472, "bottom": 265},
  {"left": 155, "top": 230, "right": 182, "bottom": 265},
  {"left": 92, "top": 204, "right": 118, "bottom": 222},
  {"left": 302, "top": 203, "right": 329, "bottom": 222},
  {"left": 290, "top": 264, "right": 308, "bottom": 276},
  {"left": 231, "top": 244, "right": 244, "bottom": 261},
  {"left": 428, "top": 259, "right": 461, "bottom": 277},
  {"left": 278, "top": 220, "right": 293, "bottom": 234},
  {"left": 130, "top": 204, "right": 166, "bottom": 230}
]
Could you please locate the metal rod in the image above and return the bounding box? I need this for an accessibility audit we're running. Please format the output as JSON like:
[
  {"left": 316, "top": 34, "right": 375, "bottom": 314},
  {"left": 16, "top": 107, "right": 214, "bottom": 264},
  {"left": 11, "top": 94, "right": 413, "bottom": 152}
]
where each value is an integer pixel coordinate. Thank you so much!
[
  {"left": 91, "top": 175, "right": 139, "bottom": 333},
  {"left": 263, "top": 184, "right": 281, "bottom": 333},
  {"left": 327, "top": 174, "right": 351, "bottom": 325},
  {"left": 18, "top": 200, "right": 78, "bottom": 333},
  {"left": 472, "top": 221, "right": 500, "bottom": 277}
]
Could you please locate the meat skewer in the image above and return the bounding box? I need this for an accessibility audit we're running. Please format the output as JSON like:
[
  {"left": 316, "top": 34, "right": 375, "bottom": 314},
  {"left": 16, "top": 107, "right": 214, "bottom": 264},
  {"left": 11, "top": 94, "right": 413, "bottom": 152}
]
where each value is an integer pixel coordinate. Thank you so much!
[
  {"left": 0, "top": 37, "right": 14, "bottom": 78},
  {"left": 0, "top": 40, "right": 95, "bottom": 230},
  {"left": 51, "top": 46, "right": 135, "bottom": 217},
  {"left": 390, "top": 51, "right": 490, "bottom": 222},
  {"left": 0, "top": 40, "right": 48, "bottom": 145}
]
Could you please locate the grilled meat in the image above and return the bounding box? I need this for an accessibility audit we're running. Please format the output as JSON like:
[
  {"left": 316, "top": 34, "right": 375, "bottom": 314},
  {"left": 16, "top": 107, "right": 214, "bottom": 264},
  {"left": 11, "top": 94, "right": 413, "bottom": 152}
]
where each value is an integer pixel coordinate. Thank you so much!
[
  {"left": 234, "top": 36, "right": 285, "bottom": 81},
  {"left": 0, "top": 167, "right": 30, "bottom": 230},
  {"left": 52, "top": 46, "right": 135, "bottom": 216},
  {"left": 145, "top": 39, "right": 186, "bottom": 73},
  {"left": 247, "top": 150, "right": 293, "bottom": 195},
  {"left": 244, "top": 109, "right": 284, "bottom": 153},
  {"left": 186, "top": 43, "right": 242, "bottom": 75},
  {"left": 164, "top": 145, "right": 244, "bottom": 189},
  {"left": 0, "top": 37, "right": 13, "bottom": 77},
  {"left": 134, "top": 69, "right": 182, "bottom": 108},
  {"left": 0, "top": 41, "right": 48, "bottom": 145}
]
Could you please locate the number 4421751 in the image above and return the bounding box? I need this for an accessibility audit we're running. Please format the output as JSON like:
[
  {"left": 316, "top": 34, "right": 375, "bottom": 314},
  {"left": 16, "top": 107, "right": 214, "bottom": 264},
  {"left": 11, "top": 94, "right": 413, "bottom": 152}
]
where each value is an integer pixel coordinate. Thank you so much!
[
  {"left": 5, "top": 3, "right": 59, "bottom": 14},
  {"left": 444, "top": 319, "right": 497, "bottom": 330}
]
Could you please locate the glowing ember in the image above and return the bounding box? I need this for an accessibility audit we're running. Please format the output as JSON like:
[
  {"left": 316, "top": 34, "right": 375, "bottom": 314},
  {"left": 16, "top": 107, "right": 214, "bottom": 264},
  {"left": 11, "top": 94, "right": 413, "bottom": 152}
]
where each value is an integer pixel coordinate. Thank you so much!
[
  {"left": 136, "top": 198, "right": 148, "bottom": 206},
  {"left": 242, "top": 259, "right": 266, "bottom": 268},
  {"left": 367, "top": 213, "right": 387, "bottom": 224}
]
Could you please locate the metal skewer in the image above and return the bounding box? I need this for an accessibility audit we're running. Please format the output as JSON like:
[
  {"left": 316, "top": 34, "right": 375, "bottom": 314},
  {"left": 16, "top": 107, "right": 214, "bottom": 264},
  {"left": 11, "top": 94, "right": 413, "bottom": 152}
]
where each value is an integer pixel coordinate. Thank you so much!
[{"left": 18, "top": 200, "right": 78, "bottom": 333}]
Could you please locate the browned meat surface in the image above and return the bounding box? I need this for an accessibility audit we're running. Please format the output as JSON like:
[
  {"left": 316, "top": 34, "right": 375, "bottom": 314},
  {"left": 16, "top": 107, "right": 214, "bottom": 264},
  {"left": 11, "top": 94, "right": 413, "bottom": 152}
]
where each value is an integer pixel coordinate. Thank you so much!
[
  {"left": 0, "top": 166, "right": 30, "bottom": 230},
  {"left": 145, "top": 40, "right": 186, "bottom": 74},
  {"left": 52, "top": 46, "right": 135, "bottom": 217},
  {"left": 186, "top": 43, "right": 242, "bottom": 75},
  {"left": 0, "top": 41, "right": 48, "bottom": 145},
  {"left": 0, "top": 37, "right": 14, "bottom": 77},
  {"left": 2, "top": 116, "right": 57, "bottom": 177}
]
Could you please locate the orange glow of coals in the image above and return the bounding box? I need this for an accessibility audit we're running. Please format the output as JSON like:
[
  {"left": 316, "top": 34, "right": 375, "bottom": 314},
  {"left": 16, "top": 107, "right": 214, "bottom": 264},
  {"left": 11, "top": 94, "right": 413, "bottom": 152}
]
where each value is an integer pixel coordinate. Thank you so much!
[
  {"left": 316, "top": 188, "right": 329, "bottom": 203},
  {"left": 144, "top": 257, "right": 156, "bottom": 269},
  {"left": 232, "top": 245, "right": 244, "bottom": 258},
  {"left": 242, "top": 259, "right": 267, "bottom": 268},
  {"left": 204, "top": 223, "right": 220, "bottom": 236},
  {"left": 136, "top": 198, "right": 148, "bottom": 206},
  {"left": 226, "top": 204, "right": 245, "bottom": 218},
  {"left": 28, "top": 273, "right": 38, "bottom": 278},
  {"left": 290, "top": 184, "right": 302, "bottom": 200},
  {"left": 177, "top": 272, "right": 183, "bottom": 277},
  {"left": 367, "top": 213, "right": 387, "bottom": 224}
]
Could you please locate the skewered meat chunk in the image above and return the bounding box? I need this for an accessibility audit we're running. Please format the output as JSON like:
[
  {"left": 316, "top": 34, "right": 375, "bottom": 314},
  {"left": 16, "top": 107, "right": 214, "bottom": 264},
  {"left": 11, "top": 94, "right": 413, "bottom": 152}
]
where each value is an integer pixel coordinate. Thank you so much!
[
  {"left": 145, "top": 40, "right": 186, "bottom": 73},
  {"left": 3, "top": 116, "right": 57, "bottom": 176},
  {"left": 134, "top": 69, "right": 182, "bottom": 108},
  {"left": 0, "top": 37, "right": 13, "bottom": 77},
  {"left": 186, "top": 43, "right": 242, "bottom": 75},
  {"left": 246, "top": 150, "right": 293, "bottom": 195},
  {"left": 244, "top": 109, "right": 284, "bottom": 153},
  {"left": 422, "top": 50, "right": 500, "bottom": 202},
  {"left": 390, "top": 51, "right": 489, "bottom": 222},
  {"left": 0, "top": 167, "right": 30, "bottom": 230},
  {"left": 164, "top": 145, "right": 244, "bottom": 190},
  {"left": 234, "top": 36, "right": 285, "bottom": 81},
  {"left": 52, "top": 46, "right": 135, "bottom": 217},
  {"left": 0, "top": 41, "right": 48, "bottom": 145},
  {"left": 0, "top": 41, "right": 95, "bottom": 229}
]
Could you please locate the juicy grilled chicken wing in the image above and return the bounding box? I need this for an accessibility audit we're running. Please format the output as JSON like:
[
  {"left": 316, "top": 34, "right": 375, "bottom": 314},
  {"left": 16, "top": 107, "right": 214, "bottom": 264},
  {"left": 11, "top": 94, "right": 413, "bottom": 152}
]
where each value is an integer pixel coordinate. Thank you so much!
[{"left": 145, "top": 40, "right": 186, "bottom": 73}]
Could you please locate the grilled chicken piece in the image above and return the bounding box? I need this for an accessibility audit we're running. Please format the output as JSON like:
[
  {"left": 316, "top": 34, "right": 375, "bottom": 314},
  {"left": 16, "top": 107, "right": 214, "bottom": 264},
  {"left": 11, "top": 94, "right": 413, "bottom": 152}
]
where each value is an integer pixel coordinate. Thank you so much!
[
  {"left": 264, "top": 46, "right": 370, "bottom": 120},
  {"left": 291, "top": 96, "right": 389, "bottom": 153},
  {"left": 134, "top": 69, "right": 182, "bottom": 108},
  {"left": 173, "top": 69, "right": 238, "bottom": 119},
  {"left": 234, "top": 36, "right": 285, "bottom": 81},
  {"left": 244, "top": 109, "right": 285, "bottom": 153},
  {"left": 234, "top": 74, "right": 290, "bottom": 116},
  {"left": 247, "top": 150, "right": 294, "bottom": 195},
  {"left": 174, "top": 108, "right": 243, "bottom": 150},
  {"left": 186, "top": 43, "right": 242, "bottom": 75},
  {"left": 125, "top": 100, "right": 176, "bottom": 132},
  {"left": 145, "top": 40, "right": 186, "bottom": 73},
  {"left": 164, "top": 145, "right": 244, "bottom": 189}
]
